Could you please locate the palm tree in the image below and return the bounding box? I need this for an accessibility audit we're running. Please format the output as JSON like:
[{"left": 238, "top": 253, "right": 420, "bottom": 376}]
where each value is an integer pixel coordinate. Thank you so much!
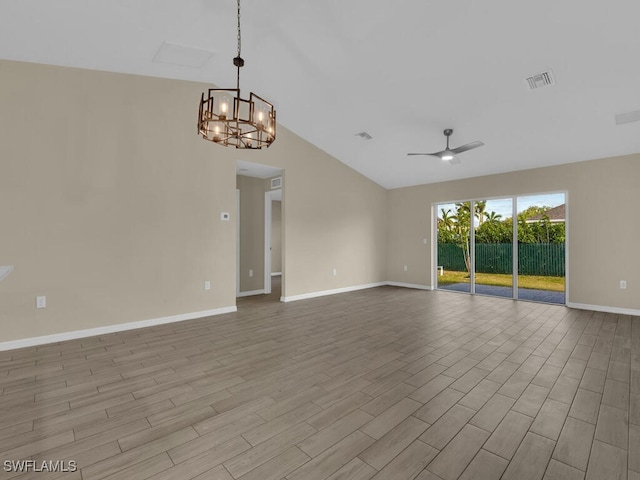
[
  {"left": 475, "top": 200, "right": 487, "bottom": 225},
  {"left": 439, "top": 208, "right": 454, "bottom": 231},
  {"left": 484, "top": 211, "right": 502, "bottom": 224},
  {"left": 452, "top": 202, "right": 472, "bottom": 275}
]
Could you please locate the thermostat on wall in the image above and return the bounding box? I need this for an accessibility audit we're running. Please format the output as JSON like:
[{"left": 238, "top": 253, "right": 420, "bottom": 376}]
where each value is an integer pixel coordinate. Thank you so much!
[
  {"left": 220, "top": 212, "right": 230, "bottom": 221},
  {"left": 0, "top": 266, "right": 14, "bottom": 282}
]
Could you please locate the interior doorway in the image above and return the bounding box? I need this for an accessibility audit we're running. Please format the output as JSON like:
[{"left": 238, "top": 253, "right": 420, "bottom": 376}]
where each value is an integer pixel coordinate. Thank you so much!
[
  {"left": 236, "top": 160, "right": 284, "bottom": 302},
  {"left": 435, "top": 192, "right": 566, "bottom": 304}
]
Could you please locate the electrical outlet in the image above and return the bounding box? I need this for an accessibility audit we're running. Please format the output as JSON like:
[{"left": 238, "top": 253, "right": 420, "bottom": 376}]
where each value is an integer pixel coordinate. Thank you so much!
[
  {"left": 249, "top": 269, "right": 253, "bottom": 278},
  {"left": 36, "top": 296, "right": 46, "bottom": 309},
  {"left": 204, "top": 281, "right": 211, "bottom": 290},
  {"left": 403, "top": 265, "right": 408, "bottom": 271},
  {"left": 620, "top": 280, "right": 627, "bottom": 289}
]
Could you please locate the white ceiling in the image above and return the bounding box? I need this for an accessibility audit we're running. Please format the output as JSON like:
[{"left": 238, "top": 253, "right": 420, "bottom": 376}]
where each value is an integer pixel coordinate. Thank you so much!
[{"left": 2, "top": 0, "right": 639, "bottom": 189}]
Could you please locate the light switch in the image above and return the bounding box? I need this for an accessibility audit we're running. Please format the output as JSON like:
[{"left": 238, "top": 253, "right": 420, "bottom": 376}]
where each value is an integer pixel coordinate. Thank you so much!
[{"left": 36, "top": 296, "right": 46, "bottom": 309}]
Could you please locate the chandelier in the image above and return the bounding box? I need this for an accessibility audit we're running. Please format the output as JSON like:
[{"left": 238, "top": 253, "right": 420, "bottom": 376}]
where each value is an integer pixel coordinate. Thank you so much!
[{"left": 197, "top": 0, "right": 276, "bottom": 149}]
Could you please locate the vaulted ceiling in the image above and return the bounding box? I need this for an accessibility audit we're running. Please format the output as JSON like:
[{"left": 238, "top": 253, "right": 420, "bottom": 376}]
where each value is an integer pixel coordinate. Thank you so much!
[{"left": 2, "top": 0, "right": 639, "bottom": 188}]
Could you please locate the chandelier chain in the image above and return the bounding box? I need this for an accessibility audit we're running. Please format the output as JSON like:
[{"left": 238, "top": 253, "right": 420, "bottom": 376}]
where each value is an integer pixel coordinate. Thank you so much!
[{"left": 237, "top": 0, "right": 241, "bottom": 59}]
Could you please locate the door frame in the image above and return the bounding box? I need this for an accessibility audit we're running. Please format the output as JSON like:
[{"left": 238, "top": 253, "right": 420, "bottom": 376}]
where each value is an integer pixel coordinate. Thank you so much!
[
  {"left": 236, "top": 188, "right": 240, "bottom": 296},
  {"left": 264, "top": 189, "right": 282, "bottom": 295}
]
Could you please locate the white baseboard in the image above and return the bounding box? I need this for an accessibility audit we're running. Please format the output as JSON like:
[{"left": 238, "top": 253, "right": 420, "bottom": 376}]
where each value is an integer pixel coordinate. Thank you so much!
[
  {"left": 281, "top": 282, "right": 386, "bottom": 302},
  {"left": 386, "top": 281, "right": 434, "bottom": 291},
  {"left": 271, "top": 272, "right": 282, "bottom": 277},
  {"left": 237, "top": 289, "right": 265, "bottom": 298},
  {"left": 567, "top": 302, "right": 640, "bottom": 317},
  {"left": 0, "top": 306, "right": 237, "bottom": 352}
]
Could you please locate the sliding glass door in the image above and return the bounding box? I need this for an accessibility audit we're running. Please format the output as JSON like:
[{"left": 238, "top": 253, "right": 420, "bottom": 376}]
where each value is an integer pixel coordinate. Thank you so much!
[
  {"left": 517, "top": 194, "right": 566, "bottom": 304},
  {"left": 436, "top": 202, "right": 471, "bottom": 293},
  {"left": 435, "top": 193, "right": 566, "bottom": 305},
  {"left": 474, "top": 198, "right": 514, "bottom": 299}
]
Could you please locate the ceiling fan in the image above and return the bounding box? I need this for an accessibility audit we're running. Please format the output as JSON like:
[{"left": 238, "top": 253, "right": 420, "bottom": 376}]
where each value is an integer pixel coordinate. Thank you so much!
[{"left": 407, "top": 129, "right": 484, "bottom": 165}]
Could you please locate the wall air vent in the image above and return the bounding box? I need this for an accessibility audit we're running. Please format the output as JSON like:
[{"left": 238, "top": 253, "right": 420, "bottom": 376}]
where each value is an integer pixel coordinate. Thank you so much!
[
  {"left": 615, "top": 109, "right": 640, "bottom": 125},
  {"left": 356, "top": 132, "right": 373, "bottom": 140},
  {"left": 271, "top": 177, "right": 282, "bottom": 189},
  {"left": 525, "top": 70, "right": 555, "bottom": 90}
]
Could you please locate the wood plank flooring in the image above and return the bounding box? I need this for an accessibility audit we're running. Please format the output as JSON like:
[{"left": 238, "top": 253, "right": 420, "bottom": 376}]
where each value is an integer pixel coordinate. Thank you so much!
[{"left": 0, "top": 285, "right": 638, "bottom": 480}]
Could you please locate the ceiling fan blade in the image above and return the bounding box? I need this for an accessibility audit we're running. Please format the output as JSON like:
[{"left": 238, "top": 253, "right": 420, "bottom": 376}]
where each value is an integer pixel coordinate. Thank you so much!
[
  {"left": 449, "top": 157, "right": 462, "bottom": 165},
  {"left": 451, "top": 141, "right": 484, "bottom": 155},
  {"left": 407, "top": 151, "right": 443, "bottom": 157}
]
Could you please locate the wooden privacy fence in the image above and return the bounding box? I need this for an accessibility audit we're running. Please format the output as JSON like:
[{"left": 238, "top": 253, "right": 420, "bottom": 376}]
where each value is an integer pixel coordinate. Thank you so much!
[{"left": 438, "top": 243, "right": 565, "bottom": 276}]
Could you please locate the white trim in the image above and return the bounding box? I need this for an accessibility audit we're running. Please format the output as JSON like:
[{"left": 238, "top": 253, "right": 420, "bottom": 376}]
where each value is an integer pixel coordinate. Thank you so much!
[
  {"left": 386, "top": 281, "right": 434, "bottom": 291},
  {"left": 564, "top": 191, "right": 570, "bottom": 304},
  {"left": 513, "top": 197, "right": 518, "bottom": 298},
  {"left": 236, "top": 189, "right": 240, "bottom": 297},
  {"left": 271, "top": 272, "right": 282, "bottom": 276},
  {"left": 281, "top": 282, "right": 386, "bottom": 302},
  {"left": 432, "top": 204, "right": 438, "bottom": 288},
  {"left": 264, "top": 191, "right": 273, "bottom": 294},
  {"left": 264, "top": 189, "right": 282, "bottom": 296},
  {"left": 470, "top": 201, "right": 476, "bottom": 295},
  {"left": 237, "top": 289, "right": 265, "bottom": 297},
  {"left": 0, "top": 306, "right": 237, "bottom": 352},
  {"left": 567, "top": 302, "right": 640, "bottom": 317}
]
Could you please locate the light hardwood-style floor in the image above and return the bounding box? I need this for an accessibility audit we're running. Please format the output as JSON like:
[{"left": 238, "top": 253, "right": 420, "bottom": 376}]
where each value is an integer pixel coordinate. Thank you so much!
[{"left": 0, "top": 285, "right": 638, "bottom": 480}]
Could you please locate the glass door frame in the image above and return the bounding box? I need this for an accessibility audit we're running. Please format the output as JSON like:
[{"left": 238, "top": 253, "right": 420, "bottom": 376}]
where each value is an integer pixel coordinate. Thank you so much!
[{"left": 433, "top": 191, "right": 568, "bottom": 304}]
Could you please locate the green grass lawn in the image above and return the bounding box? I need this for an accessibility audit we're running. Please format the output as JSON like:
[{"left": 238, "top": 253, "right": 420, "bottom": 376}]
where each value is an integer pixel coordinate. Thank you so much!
[{"left": 437, "top": 270, "right": 565, "bottom": 292}]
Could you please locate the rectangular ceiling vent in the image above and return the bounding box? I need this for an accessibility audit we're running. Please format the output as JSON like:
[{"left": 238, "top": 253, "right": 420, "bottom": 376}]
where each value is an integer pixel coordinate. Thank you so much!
[
  {"left": 615, "top": 109, "right": 640, "bottom": 125},
  {"left": 271, "top": 177, "right": 282, "bottom": 189},
  {"left": 153, "top": 42, "right": 215, "bottom": 68},
  {"left": 525, "top": 70, "right": 555, "bottom": 90},
  {"left": 356, "top": 131, "right": 373, "bottom": 140}
]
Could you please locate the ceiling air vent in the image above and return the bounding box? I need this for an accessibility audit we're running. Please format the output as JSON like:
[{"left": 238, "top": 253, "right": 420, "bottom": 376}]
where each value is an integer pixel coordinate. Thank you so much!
[
  {"left": 356, "top": 132, "right": 373, "bottom": 140},
  {"left": 525, "top": 70, "right": 555, "bottom": 90},
  {"left": 615, "top": 109, "right": 640, "bottom": 125},
  {"left": 153, "top": 42, "right": 215, "bottom": 68}
]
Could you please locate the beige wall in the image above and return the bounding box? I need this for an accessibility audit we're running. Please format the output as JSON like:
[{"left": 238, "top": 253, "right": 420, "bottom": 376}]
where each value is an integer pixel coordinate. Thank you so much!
[
  {"left": 9, "top": 58, "right": 633, "bottom": 344},
  {"left": 0, "top": 59, "right": 388, "bottom": 343},
  {"left": 272, "top": 200, "right": 282, "bottom": 274},
  {"left": 387, "top": 154, "right": 640, "bottom": 311},
  {"left": 233, "top": 124, "right": 388, "bottom": 300},
  {"left": 0, "top": 60, "right": 237, "bottom": 342},
  {"left": 236, "top": 175, "right": 266, "bottom": 292}
]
